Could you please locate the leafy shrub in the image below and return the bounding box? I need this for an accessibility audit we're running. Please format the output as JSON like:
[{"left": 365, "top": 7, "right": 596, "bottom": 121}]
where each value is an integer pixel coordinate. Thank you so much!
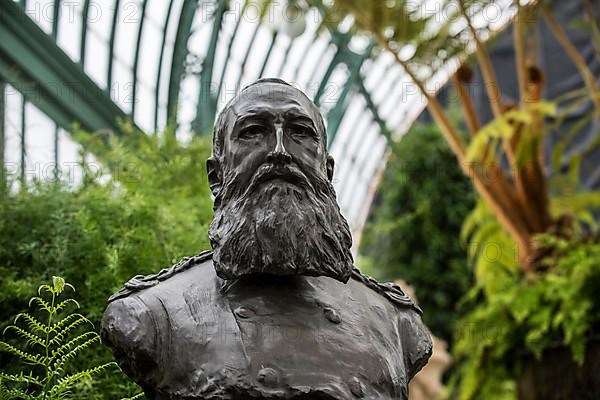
[
  {"left": 0, "top": 276, "right": 116, "bottom": 399},
  {"left": 359, "top": 119, "right": 475, "bottom": 341},
  {"left": 448, "top": 200, "right": 600, "bottom": 400},
  {"left": 0, "top": 125, "right": 214, "bottom": 399}
]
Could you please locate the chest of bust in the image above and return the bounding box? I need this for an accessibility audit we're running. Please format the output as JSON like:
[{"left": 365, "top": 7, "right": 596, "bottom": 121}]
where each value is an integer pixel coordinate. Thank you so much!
[{"left": 142, "top": 275, "right": 409, "bottom": 399}]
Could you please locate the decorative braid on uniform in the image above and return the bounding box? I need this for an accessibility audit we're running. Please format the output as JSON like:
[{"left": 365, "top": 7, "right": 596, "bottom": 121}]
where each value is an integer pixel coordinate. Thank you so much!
[
  {"left": 108, "top": 250, "right": 213, "bottom": 303},
  {"left": 109, "top": 253, "right": 422, "bottom": 315},
  {"left": 351, "top": 267, "right": 423, "bottom": 315}
]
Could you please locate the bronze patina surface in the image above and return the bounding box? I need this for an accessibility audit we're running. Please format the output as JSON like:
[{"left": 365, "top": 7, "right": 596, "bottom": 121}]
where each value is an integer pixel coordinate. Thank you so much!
[{"left": 101, "top": 79, "right": 432, "bottom": 400}]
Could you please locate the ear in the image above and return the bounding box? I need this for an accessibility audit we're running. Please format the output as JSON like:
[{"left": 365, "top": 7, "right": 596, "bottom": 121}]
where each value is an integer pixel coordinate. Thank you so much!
[
  {"left": 326, "top": 154, "right": 335, "bottom": 182},
  {"left": 206, "top": 156, "right": 222, "bottom": 196}
]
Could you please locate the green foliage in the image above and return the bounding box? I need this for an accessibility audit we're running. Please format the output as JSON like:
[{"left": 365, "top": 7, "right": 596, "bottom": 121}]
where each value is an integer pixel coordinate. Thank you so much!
[
  {"left": 449, "top": 202, "right": 600, "bottom": 400},
  {"left": 359, "top": 119, "right": 475, "bottom": 341},
  {"left": 460, "top": 201, "right": 521, "bottom": 299},
  {"left": 0, "top": 125, "right": 214, "bottom": 399},
  {"left": 318, "top": 0, "right": 501, "bottom": 77},
  {"left": 0, "top": 277, "right": 117, "bottom": 399},
  {"left": 465, "top": 102, "right": 557, "bottom": 165}
]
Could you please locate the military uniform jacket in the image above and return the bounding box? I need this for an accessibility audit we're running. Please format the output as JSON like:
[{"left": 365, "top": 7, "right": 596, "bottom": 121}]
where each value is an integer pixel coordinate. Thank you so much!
[{"left": 101, "top": 252, "right": 432, "bottom": 400}]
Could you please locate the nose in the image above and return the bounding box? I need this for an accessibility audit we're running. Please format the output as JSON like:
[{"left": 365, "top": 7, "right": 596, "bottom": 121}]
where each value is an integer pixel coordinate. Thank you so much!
[
  {"left": 266, "top": 150, "right": 292, "bottom": 165},
  {"left": 266, "top": 122, "right": 292, "bottom": 165}
]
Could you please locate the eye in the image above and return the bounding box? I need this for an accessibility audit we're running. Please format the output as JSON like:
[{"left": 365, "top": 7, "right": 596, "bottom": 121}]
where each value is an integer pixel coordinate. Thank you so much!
[
  {"left": 239, "top": 125, "right": 264, "bottom": 140},
  {"left": 288, "top": 125, "right": 316, "bottom": 141}
]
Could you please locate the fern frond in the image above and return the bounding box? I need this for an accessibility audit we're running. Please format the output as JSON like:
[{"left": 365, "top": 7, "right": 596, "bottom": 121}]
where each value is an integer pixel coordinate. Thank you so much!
[
  {"left": 48, "top": 363, "right": 117, "bottom": 400},
  {"left": 37, "top": 284, "right": 54, "bottom": 297},
  {"left": 0, "top": 372, "right": 43, "bottom": 387},
  {"left": 55, "top": 362, "right": 116, "bottom": 388},
  {"left": 13, "top": 314, "right": 47, "bottom": 335},
  {"left": 2, "top": 326, "right": 45, "bottom": 349},
  {"left": 53, "top": 299, "right": 80, "bottom": 314},
  {"left": 47, "top": 383, "right": 70, "bottom": 398},
  {"left": 1, "top": 277, "right": 114, "bottom": 400},
  {"left": 50, "top": 332, "right": 98, "bottom": 361},
  {"left": 48, "top": 317, "right": 92, "bottom": 347},
  {"left": 0, "top": 342, "right": 45, "bottom": 366},
  {"left": 47, "top": 314, "right": 89, "bottom": 336},
  {"left": 52, "top": 276, "right": 66, "bottom": 295},
  {"left": 0, "top": 384, "right": 34, "bottom": 400},
  {"left": 51, "top": 335, "right": 101, "bottom": 372},
  {"left": 28, "top": 297, "right": 53, "bottom": 315},
  {"left": 121, "top": 392, "right": 146, "bottom": 400}
]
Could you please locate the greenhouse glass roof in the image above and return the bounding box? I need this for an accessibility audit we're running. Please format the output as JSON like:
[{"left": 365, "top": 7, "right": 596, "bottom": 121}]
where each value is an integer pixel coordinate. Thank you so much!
[{"left": 0, "top": 0, "right": 516, "bottom": 236}]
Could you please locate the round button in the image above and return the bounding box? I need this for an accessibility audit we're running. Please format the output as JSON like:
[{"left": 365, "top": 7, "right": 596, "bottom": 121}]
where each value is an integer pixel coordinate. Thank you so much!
[
  {"left": 234, "top": 306, "right": 253, "bottom": 319},
  {"left": 323, "top": 307, "right": 341, "bottom": 324},
  {"left": 349, "top": 376, "right": 366, "bottom": 398},
  {"left": 257, "top": 367, "right": 279, "bottom": 387}
]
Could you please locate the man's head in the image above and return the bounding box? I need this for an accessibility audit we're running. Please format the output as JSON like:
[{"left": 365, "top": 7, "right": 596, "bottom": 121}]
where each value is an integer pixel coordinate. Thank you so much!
[{"left": 207, "top": 78, "right": 353, "bottom": 282}]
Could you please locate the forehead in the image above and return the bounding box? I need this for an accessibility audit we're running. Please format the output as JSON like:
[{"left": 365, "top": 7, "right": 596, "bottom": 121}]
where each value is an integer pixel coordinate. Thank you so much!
[{"left": 230, "top": 83, "right": 319, "bottom": 121}]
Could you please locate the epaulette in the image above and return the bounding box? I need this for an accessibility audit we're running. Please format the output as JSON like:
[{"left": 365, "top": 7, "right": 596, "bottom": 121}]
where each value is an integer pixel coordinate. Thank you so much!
[
  {"left": 351, "top": 267, "right": 423, "bottom": 315},
  {"left": 108, "top": 250, "right": 213, "bottom": 303}
]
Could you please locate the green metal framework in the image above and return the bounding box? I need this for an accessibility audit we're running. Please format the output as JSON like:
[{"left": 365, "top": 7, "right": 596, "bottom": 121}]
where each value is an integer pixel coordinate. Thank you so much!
[
  {"left": 0, "top": 0, "right": 477, "bottom": 229},
  {"left": 0, "top": 78, "right": 4, "bottom": 166},
  {"left": 0, "top": 1, "right": 127, "bottom": 133}
]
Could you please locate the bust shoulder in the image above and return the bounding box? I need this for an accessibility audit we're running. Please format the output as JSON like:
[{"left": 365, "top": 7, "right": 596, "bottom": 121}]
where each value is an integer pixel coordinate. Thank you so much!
[
  {"left": 107, "top": 250, "right": 214, "bottom": 303},
  {"left": 349, "top": 267, "right": 422, "bottom": 314},
  {"left": 347, "top": 269, "right": 431, "bottom": 379},
  {"left": 102, "top": 250, "right": 221, "bottom": 351},
  {"left": 101, "top": 251, "right": 231, "bottom": 393}
]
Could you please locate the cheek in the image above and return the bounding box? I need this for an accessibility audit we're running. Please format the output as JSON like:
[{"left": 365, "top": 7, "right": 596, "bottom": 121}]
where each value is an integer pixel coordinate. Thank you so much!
[
  {"left": 224, "top": 139, "right": 271, "bottom": 174},
  {"left": 286, "top": 139, "right": 328, "bottom": 173}
]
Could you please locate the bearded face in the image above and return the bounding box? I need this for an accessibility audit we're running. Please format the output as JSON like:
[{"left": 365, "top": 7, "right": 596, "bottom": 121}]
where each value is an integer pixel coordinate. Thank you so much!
[{"left": 207, "top": 81, "right": 354, "bottom": 283}]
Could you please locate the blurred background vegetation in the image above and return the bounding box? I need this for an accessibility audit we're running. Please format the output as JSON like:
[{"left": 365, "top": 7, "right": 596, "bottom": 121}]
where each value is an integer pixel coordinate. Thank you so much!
[
  {"left": 0, "top": 125, "right": 214, "bottom": 399},
  {"left": 360, "top": 116, "right": 475, "bottom": 343},
  {"left": 2, "top": 0, "right": 600, "bottom": 399}
]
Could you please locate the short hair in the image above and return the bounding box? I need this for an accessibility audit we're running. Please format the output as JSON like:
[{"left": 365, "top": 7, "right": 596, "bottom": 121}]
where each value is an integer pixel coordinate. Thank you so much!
[{"left": 211, "top": 78, "right": 327, "bottom": 161}]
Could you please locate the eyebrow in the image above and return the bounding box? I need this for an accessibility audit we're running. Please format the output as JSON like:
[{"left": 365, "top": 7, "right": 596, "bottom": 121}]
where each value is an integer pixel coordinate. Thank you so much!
[
  {"left": 234, "top": 108, "right": 316, "bottom": 130},
  {"left": 234, "top": 110, "right": 272, "bottom": 127},
  {"left": 283, "top": 111, "right": 315, "bottom": 127}
]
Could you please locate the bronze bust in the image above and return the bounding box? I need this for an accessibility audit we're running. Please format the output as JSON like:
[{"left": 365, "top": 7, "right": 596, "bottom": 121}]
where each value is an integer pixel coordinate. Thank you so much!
[{"left": 101, "top": 78, "right": 432, "bottom": 400}]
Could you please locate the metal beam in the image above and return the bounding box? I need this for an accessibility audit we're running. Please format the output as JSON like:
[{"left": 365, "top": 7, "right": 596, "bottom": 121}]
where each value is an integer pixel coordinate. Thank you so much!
[
  {"left": 258, "top": 31, "right": 279, "bottom": 78},
  {"left": 167, "top": 0, "right": 198, "bottom": 125},
  {"left": 357, "top": 76, "right": 391, "bottom": 139},
  {"left": 52, "top": 0, "right": 61, "bottom": 179},
  {"left": 216, "top": 0, "right": 248, "bottom": 102},
  {"left": 52, "top": 0, "right": 61, "bottom": 39},
  {"left": 306, "top": 43, "right": 335, "bottom": 96},
  {"left": 80, "top": 0, "right": 90, "bottom": 65},
  {"left": 325, "top": 81, "right": 353, "bottom": 147},
  {"left": 20, "top": 92, "right": 25, "bottom": 183},
  {"left": 324, "top": 41, "right": 376, "bottom": 145},
  {"left": 0, "top": 79, "right": 4, "bottom": 167},
  {"left": 276, "top": 36, "right": 295, "bottom": 77},
  {"left": 192, "top": 0, "right": 226, "bottom": 135},
  {"left": 292, "top": 34, "right": 318, "bottom": 83},
  {"left": 154, "top": 0, "right": 177, "bottom": 131},
  {"left": 131, "top": 0, "right": 149, "bottom": 116},
  {"left": 235, "top": 22, "right": 261, "bottom": 89},
  {"left": 107, "top": 0, "right": 121, "bottom": 91},
  {"left": 314, "top": 47, "right": 343, "bottom": 106},
  {"left": 0, "top": 1, "right": 128, "bottom": 133}
]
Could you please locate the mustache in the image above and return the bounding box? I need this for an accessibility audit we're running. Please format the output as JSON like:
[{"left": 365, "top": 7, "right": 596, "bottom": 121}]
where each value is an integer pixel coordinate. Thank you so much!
[{"left": 246, "top": 162, "right": 314, "bottom": 194}]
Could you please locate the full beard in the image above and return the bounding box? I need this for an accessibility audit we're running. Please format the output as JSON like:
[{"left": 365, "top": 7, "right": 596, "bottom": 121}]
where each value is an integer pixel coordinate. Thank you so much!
[{"left": 208, "top": 164, "right": 354, "bottom": 283}]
